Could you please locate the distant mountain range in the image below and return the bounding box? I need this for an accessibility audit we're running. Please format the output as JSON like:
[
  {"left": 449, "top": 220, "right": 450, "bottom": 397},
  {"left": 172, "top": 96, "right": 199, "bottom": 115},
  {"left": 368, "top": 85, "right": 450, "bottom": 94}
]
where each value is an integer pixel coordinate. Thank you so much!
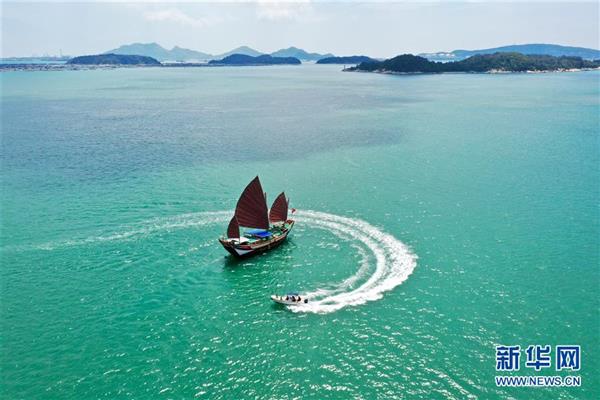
[
  {"left": 419, "top": 44, "right": 600, "bottom": 61},
  {"left": 270, "top": 47, "right": 333, "bottom": 61},
  {"left": 215, "top": 46, "right": 263, "bottom": 59},
  {"left": 105, "top": 43, "right": 334, "bottom": 62},
  {"left": 15, "top": 42, "right": 598, "bottom": 65},
  {"left": 106, "top": 43, "right": 211, "bottom": 61}
]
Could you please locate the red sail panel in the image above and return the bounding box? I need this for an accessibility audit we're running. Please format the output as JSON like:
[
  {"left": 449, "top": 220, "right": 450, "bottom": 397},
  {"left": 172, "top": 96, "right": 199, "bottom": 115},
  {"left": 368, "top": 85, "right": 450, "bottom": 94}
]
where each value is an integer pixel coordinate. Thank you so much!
[
  {"left": 269, "top": 192, "right": 288, "bottom": 222},
  {"left": 234, "top": 176, "right": 269, "bottom": 229},
  {"left": 227, "top": 216, "right": 240, "bottom": 238}
]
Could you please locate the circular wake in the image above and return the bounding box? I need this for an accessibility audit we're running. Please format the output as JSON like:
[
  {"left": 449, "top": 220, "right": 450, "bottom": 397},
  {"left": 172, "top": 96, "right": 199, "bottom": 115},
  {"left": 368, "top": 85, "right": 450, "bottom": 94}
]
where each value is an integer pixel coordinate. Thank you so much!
[
  {"left": 8, "top": 210, "right": 417, "bottom": 314},
  {"left": 294, "top": 211, "right": 417, "bottom": 314}
]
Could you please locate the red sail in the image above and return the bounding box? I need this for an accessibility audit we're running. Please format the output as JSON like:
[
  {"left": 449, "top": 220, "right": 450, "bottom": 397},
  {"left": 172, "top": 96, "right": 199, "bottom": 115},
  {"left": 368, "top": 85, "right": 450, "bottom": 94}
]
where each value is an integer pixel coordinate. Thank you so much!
[
  {"left": 234, "top": 176, "right": 269, "bottom": 229},
  {"left": 227, "top": 216, "right": 240, "bottom": 238},
  {"left": 269, "top": 192, "right": 288, "bottom": 223}
]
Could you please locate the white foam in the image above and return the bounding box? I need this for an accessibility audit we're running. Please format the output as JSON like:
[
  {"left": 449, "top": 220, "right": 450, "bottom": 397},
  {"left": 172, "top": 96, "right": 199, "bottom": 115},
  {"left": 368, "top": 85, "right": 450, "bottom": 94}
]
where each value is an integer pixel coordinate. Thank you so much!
[
  {"left": 292, "top": 211, "right": 417, "bottom": 314},
  {"left": 10, "top": 211, "right": 231, "bottom": 252}
]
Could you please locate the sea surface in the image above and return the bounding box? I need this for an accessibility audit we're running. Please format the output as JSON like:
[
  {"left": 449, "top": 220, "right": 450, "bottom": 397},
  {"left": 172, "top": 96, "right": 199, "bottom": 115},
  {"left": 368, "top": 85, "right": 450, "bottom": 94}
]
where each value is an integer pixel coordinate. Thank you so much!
[{"left": 1, "top": 65, "right": 598, "bottom": 399}]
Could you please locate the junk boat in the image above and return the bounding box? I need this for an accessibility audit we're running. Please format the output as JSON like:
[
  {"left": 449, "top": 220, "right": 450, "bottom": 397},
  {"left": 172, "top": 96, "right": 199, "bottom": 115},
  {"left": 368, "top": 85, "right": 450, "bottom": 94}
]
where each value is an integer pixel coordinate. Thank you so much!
[
  {"left": 219, "top": 176, "right": 295, "bottom": 258},
  {"left": 271, "top": 293, "right": 308, "bottom": 305}
]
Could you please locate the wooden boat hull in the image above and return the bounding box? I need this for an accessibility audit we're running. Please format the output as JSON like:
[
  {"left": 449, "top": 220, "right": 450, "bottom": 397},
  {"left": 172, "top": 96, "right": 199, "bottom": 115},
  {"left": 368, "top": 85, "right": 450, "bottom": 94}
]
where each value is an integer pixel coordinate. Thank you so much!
[{"left": 219, "top": 220, "right": 294, "bottom": 258}]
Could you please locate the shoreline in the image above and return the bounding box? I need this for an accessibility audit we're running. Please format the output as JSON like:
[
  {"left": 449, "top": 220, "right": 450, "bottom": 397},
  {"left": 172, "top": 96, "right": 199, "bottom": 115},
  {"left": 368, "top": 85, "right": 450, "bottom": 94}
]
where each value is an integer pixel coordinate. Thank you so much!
[
  {"left": 0, "top": 63, "right": 162, "bottom": 72},
  {"left": 3, "top": 62, "right": 599, "bottom": 74},
  {"left": 0, "top": 62, "right": 302, "bottom": 72},
  {"left": 0, "top": 63, "right": 308, "bottom": 72},
  {"left": 345, "top": 67, "right": 600, "bottom": 75}
]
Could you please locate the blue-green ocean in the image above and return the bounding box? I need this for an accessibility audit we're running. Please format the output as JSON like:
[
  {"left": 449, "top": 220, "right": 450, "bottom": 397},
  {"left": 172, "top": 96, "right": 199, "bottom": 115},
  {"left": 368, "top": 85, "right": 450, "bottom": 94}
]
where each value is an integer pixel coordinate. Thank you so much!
[{"left": 1, "top": 65, "right": 598, "bottom": 399}]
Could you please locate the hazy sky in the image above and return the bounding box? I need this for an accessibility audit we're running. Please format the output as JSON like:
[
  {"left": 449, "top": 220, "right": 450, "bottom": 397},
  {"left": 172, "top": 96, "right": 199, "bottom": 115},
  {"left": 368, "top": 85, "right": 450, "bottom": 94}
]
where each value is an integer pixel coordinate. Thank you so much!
[{"left": 1, "top": 1, "right": 598, "bottom": 58}]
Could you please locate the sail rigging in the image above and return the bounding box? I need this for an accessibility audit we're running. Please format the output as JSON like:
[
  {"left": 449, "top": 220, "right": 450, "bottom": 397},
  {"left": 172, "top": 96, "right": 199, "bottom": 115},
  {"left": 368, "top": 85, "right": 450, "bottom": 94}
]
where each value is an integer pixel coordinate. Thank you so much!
[
  {"left": 227, "top": 216, "right": 240, "bottom": 238},
  {"left": 234, "top": 176, "right": 269, "bottom": 229},
  {"left": 269, "top": 192, "right": 288, "bottom": 222},
  {"left": 219, "top": 176, "right": 295, "bottom": 258}
]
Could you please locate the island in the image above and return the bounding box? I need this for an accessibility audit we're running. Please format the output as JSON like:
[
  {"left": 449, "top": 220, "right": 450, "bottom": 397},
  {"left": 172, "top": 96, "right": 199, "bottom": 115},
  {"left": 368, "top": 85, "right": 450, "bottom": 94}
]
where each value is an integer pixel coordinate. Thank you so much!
[
  {"left": 208, "top": 54, "right": 301, "bottom": 66},
  {"left": 419, "top": 43, "right": 600, "bottom": 62},
  {"left": 348, "top": 52, "right": 600, "bottom": 74},
  {"left": 317, "top": 56, "right": 377, "bottom": 65},
  {"left": 67, "top": 53, "right": 161, "bottom": 65}
]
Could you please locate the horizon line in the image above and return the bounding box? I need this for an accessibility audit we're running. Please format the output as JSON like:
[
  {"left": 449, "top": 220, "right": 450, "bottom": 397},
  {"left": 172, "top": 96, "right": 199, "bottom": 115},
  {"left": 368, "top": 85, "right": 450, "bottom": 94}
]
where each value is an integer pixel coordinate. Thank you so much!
[{"left": 3, "top": 41, "right": 600, "bottom": 59}]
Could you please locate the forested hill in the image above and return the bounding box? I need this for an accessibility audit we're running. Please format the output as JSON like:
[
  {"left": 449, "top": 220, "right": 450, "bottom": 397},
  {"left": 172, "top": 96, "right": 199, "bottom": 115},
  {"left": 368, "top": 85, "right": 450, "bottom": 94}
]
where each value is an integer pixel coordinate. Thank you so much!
[
  {"left": 350, "top": 52, "right": 600, "bottom": 73},
  {"left": 317, "top": 56, "right": 377, "bottom": 64},
  {"left": 68, "top": 54, "right": 161, "bottom": 65},
  {"left": 208, "top": 54, "right": 301, "bottom": 65}
]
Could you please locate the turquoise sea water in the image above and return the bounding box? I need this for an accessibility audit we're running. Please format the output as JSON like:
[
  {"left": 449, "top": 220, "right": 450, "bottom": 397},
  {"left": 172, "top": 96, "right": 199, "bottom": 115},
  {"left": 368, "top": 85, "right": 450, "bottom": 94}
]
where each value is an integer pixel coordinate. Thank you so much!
[{"left": 1, "top": 65, "right": 598, "bottom": 399}]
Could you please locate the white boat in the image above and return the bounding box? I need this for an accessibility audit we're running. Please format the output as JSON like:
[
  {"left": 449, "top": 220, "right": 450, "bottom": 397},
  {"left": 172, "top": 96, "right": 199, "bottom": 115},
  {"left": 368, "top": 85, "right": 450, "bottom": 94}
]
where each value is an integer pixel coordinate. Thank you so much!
[{"left": 271, "top": 294, "right": 308, "bottom": 305}]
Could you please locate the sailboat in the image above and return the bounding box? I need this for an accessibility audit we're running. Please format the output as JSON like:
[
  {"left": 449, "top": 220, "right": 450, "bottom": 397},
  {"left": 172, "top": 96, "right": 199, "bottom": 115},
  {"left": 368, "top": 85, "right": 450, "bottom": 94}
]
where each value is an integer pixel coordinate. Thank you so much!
[{"left": 218, "top": 176, "right": 295, "bottom": 258}]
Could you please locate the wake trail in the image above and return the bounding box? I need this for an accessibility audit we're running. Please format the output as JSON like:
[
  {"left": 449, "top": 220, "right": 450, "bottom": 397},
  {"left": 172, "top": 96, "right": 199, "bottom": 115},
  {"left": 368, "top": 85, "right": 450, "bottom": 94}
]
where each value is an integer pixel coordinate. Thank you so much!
[
  {"left": 4, "top": 210, "right": 417, "bottom": 314},
  {"left": 293, "top": 211, "right": 417, "bottom": 313}
]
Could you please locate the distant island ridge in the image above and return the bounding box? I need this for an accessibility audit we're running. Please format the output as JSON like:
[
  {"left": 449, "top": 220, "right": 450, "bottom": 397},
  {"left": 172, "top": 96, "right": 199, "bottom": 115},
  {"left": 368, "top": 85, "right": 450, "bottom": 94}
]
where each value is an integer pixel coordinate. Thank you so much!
[
  {"left": 10, "top": 52, "right": 597, "bottom": 74},
  {"left": 270, "top": 47, "right": 334, "bottom": 61},
  {"left": 4, "top": 42, "right": 599, "bottom": 65},
  {"left": 3, "top": 43, "right": 600, "bottom": 73},
  {"left": 348, "top": 53, "right": 600, "bottom": 74},
  {"left": 105, "top": 43, "right": 332, "bottom": 62},
  {"left": 104, "top": 42, "right": 600, "bottom": 63},
  {"left": 62, "top": 53, "right": 302, "bottom": 68},
  {"left": 208, "top": 54, "right": 301, "bottom": 66},
  {"left": 105, "top": 43, "right": 212, "bottom": 61},
  {"left": 419, "top": 43, "right": 600, "bottom": 61}
]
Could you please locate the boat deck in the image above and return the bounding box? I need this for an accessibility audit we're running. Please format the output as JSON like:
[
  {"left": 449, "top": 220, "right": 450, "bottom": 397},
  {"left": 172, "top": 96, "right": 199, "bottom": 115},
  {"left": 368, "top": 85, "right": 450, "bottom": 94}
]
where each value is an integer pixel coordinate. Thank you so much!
[{"left": 243, "top": 223, "right": 292, "bottom": 244}]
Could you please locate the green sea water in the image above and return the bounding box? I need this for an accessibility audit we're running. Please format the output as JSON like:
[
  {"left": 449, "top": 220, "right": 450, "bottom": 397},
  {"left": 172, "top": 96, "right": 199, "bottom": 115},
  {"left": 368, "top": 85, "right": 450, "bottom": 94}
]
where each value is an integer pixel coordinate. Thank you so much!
[{"left": 1, "top": 65, "right": 598, "bottom": 399}]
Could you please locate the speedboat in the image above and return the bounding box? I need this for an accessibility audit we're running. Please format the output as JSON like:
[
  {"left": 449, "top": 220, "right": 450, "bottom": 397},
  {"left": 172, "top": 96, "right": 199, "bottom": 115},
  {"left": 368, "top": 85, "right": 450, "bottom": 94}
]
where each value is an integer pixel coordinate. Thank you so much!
[{"left": 271, "top": 293, "right": 308, "bottom": 305}]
